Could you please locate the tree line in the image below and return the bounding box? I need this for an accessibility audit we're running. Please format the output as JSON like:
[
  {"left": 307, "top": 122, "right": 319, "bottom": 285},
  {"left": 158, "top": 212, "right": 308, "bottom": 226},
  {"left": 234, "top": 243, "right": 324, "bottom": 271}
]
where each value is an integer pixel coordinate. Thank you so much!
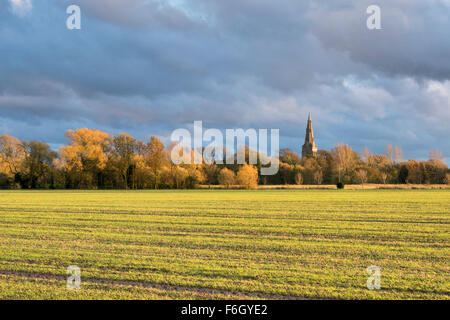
[
  {"left": 278, "top": 145, "right": 449, "bottom": 186},
  {"left": 0, "top": 129, "right": 449, "bottom": 189}
]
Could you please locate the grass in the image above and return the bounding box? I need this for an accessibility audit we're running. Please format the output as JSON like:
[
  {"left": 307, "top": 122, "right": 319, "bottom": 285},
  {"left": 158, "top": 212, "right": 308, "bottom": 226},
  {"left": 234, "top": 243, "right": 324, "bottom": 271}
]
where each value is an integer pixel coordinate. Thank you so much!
[{"left": 0, "top": 189, "right": 448, "bottom": 300}]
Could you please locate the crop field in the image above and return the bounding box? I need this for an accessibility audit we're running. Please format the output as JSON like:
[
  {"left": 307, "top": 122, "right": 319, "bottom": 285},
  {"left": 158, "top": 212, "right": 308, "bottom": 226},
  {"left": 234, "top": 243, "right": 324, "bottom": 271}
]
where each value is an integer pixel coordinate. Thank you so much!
[{"left": 0, "top": 190, "right": 448, "bottom": 300}]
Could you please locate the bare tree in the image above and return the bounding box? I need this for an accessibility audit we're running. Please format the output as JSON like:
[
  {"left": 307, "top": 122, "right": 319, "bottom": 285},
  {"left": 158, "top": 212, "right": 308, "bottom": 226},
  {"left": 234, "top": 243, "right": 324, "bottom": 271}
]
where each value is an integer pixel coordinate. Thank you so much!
[
  {"left": 386, "top": 144, "right": 403, "bottom": 164},
  {"left": 360, "top": 147, "right": 372, "bottom": 164},
  {"left": 394, "top": 146, "right": 403, "bottom": 163},
  {"left": 356, "top": 169, "right": 368, "bottom": 186},
  {"left": 429, "top": 149, "right": 445, "bottom": 163},
  {"left": 386, "top": 144, "right": 394, "bottom": 164}
]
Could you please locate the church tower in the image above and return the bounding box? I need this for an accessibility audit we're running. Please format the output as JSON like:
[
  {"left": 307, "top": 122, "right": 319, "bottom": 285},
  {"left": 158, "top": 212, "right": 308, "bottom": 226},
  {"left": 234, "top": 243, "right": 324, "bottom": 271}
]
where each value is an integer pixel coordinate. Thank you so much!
[{"left": 302, "top": 112, "right": 318, "bottom": 157}]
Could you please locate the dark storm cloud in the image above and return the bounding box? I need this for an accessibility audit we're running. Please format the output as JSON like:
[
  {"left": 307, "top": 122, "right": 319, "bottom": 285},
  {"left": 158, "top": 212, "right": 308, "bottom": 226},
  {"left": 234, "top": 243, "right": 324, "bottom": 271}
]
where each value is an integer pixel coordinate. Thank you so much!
[{"left": 0, "top": 0, "right": 449, "bottom": 163}]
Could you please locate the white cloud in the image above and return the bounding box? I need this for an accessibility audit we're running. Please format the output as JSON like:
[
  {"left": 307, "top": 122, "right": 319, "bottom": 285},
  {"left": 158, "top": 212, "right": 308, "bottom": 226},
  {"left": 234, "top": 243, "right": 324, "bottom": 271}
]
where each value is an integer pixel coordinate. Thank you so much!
[{"left": 9, "top": 0, "right": 32, "bottom": 17}]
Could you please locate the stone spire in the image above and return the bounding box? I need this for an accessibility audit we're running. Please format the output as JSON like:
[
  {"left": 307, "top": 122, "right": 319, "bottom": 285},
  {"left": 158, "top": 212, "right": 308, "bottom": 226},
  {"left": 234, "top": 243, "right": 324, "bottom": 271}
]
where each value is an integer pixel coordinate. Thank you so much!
[{"left": 302, "top": 112, "right": 318, "bottom": 157}]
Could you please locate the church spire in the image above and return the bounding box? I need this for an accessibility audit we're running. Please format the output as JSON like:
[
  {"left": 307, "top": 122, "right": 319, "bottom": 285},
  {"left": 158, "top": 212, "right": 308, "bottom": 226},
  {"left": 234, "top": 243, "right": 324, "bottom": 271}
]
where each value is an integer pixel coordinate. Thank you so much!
[
  {"left": 305, "top": 112, "right": 314, "bottom": 143},
  {"left": 302, "top": 112, "right": 318, "bottom": 157}
]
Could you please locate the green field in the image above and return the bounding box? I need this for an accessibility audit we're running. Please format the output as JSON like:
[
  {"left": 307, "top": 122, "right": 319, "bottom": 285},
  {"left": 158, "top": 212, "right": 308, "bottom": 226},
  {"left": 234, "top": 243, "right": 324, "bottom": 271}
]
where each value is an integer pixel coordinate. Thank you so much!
[{"left": 0, "top": 190, "right": 448, "bottom": 300}]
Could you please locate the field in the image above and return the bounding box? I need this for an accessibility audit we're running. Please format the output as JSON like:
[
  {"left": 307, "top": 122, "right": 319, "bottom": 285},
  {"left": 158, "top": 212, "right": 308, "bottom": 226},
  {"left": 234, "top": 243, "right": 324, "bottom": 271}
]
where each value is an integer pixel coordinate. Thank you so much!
[{"left": 0, "top": 190, "right": 448, "bottom": 300}]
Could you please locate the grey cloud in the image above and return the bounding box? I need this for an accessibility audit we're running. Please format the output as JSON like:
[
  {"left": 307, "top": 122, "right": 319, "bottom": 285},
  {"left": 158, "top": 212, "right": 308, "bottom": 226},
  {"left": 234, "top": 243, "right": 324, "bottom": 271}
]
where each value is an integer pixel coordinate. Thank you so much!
[
  {"left": 72, "top": 0, "right": 205, "bottom": 29},
  {"left": 0, "top": 0, "right": 449, "bottom": 164},
  {"left": 310, "top": 0, "right": 450, "bottom": 80}
]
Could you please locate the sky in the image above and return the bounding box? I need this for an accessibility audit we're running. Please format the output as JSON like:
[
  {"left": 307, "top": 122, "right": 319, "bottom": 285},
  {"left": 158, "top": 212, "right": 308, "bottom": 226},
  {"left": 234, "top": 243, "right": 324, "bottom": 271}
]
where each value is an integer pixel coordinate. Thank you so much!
[{"left": 1, "top": 0, "right": 449, "bottom": 163}]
